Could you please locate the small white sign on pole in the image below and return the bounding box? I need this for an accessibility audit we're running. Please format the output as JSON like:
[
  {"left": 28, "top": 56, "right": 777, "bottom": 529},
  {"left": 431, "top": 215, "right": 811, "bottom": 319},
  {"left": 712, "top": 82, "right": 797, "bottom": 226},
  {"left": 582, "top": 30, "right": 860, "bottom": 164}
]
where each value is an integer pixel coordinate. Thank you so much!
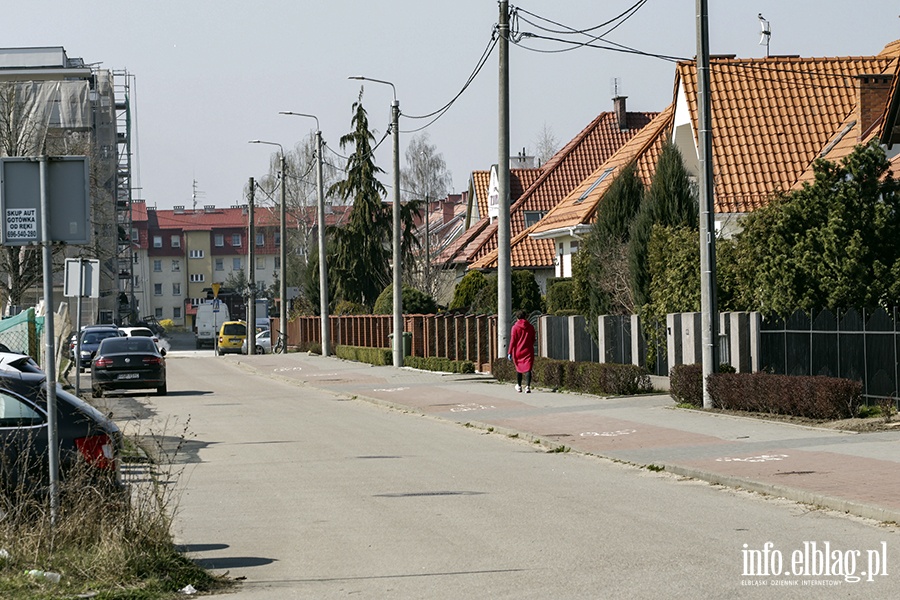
[{"left": 64, "top": 258, "right": 100, "bottom": 298}]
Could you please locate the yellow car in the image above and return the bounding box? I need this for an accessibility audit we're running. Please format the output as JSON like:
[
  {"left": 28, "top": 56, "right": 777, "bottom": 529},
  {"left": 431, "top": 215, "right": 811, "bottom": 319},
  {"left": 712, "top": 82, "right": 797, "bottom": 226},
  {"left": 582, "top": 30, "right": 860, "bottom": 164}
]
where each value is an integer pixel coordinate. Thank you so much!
[{"left": 216, "top": 321, "right": 247, "bottom": 355}]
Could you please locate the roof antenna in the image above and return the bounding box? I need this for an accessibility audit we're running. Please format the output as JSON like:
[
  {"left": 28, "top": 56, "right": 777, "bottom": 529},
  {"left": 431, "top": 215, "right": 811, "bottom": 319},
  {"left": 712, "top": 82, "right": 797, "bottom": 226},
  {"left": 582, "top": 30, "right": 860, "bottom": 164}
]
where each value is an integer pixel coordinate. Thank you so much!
[{"left": 758, "top": 13, "right": 771, "bottom": 58}]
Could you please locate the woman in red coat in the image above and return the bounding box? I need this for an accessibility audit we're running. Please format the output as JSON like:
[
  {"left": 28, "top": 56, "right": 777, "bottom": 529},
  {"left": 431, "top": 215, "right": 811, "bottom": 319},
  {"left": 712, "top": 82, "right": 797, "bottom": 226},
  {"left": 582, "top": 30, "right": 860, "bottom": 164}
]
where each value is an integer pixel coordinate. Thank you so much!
[{"left": 507, "top": 310, "right": 535, "bottom": 393}]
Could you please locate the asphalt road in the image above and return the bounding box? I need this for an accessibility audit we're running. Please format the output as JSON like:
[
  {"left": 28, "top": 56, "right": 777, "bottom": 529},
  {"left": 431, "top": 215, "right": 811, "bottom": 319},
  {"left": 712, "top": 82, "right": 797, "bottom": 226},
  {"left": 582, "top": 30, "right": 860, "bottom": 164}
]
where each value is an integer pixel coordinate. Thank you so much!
[{"left": 94, "top": 335, "right": 898, "bottom": 599}]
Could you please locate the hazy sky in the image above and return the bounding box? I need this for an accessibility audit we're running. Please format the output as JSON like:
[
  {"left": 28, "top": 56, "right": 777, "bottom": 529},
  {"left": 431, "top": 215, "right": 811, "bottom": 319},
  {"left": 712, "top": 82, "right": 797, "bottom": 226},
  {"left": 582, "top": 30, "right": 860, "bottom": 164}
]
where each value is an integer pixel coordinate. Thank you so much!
[{"left": 3, "top": 1, "right": 899, "bottom": 210}]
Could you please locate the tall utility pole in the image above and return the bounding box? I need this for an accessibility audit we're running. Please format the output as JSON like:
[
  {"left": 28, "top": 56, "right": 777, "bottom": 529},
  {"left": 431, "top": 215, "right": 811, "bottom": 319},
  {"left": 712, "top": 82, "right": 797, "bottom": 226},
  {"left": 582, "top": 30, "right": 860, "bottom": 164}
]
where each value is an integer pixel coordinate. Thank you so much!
[
  {"left": 279, "top": 152, "right": 288, "bottom": 350},
  {"left": 248, "top": 140, "right": 288, "bottom": 349},
  {"left": 247, "top": 177, "right": 256, "bottom": 355},
  {"left": 697, "top": 0, "right": 719, "bottom": 408},
  {"left": 497, "top": 0, "right": 512, "bottom": 358},
  {"left": 279, "top": 112, "right": 331, "bottom": 356}
]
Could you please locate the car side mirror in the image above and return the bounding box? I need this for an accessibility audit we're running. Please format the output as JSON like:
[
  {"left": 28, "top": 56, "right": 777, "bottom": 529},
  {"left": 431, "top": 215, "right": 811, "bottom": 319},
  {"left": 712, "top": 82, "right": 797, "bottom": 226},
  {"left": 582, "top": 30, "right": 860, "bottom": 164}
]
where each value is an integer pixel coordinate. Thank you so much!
[{"left": 160, "top": 348, "right": 167, "bottom": 357}]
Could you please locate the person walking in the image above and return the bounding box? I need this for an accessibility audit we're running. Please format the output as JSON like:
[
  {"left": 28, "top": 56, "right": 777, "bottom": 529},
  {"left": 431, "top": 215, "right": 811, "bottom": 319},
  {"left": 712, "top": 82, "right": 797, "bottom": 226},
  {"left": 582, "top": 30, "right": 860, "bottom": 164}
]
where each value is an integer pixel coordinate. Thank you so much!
[{"left": 507, "top": 310, "right": 536, "bottom": 393}]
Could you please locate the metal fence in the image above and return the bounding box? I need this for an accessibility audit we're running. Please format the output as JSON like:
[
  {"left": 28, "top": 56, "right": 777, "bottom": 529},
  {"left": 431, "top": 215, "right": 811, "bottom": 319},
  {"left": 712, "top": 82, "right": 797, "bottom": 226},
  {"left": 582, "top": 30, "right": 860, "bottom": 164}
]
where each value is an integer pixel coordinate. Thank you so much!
[{"left": 759, "top": 308, "right": 899, "bottom": 404}]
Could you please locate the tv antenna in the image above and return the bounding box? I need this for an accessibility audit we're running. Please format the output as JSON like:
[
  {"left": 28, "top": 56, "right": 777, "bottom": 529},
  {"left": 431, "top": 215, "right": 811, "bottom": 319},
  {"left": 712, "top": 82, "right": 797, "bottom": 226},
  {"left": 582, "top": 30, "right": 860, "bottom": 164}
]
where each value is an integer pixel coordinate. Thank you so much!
[
  {"left": 758, "top": 13, "right": 771, "bottom": 58},
  {"left": 192, "top": 179, "right": 205, "bottom": 211},
  {"left": 610, "top": 77, "right": 623, "bottom": 98}
]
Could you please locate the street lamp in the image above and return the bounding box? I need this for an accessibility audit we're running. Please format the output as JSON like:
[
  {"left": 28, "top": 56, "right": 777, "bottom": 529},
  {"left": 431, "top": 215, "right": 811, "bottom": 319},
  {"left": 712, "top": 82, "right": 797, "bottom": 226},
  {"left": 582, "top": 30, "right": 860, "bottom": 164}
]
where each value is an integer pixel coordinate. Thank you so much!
[
  {"left": 348, "top": 76, "right": 403, "bottom": 368},
  {"left": 249, "top": 140, "right": 288, "bottom": 351},
  {"left": 279, "top": 111, "right": 330, "bottom": 357}
]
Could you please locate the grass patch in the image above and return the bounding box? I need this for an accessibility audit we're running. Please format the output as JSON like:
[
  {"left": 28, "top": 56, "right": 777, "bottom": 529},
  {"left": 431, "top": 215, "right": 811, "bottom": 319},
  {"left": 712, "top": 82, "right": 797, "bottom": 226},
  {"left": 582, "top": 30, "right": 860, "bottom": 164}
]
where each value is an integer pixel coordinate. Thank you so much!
[
  {"left": 645, "top": 464, "right": 665, "bottom": 472},
  {"left": 0, "top": 418, "right": 230, "bottom": 599}
]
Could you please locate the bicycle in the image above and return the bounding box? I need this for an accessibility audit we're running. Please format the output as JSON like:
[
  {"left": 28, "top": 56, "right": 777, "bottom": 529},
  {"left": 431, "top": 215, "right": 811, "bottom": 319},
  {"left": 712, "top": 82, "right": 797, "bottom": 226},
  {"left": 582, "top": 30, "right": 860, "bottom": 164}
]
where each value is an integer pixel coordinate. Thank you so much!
[{"left": 273, "top": 331, "right": 288, "bottom": 354}]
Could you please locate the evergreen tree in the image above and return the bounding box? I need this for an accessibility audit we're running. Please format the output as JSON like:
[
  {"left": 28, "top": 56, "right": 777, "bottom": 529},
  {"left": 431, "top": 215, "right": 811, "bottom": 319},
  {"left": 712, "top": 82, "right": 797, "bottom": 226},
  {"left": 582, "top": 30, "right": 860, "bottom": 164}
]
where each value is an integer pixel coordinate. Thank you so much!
[
  {"left": 328, "top": 96, "right": 391, "bottom": 308},
  {"left": 629, "top": 142, "right": 698, "bottom": 308}
]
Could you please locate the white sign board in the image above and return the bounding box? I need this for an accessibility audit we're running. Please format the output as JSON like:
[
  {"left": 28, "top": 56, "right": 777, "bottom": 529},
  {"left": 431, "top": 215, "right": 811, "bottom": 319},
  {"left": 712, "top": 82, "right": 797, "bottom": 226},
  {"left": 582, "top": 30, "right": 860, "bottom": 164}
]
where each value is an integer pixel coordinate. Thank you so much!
[
  {"left": 5, "top": 207, "right": 37, "bottom": 241},
  {"left": 64, "top": 258, "right": 101, "bottom": 298}
]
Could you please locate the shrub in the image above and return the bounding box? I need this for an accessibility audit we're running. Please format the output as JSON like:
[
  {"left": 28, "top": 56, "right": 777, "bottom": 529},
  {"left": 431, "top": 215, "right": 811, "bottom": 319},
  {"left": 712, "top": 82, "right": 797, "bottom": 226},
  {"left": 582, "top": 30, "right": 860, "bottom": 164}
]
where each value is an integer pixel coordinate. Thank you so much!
[
  {"left": 404, "top": 355, "right": 475, "bottom": 373},
  {"left": 374, "top": 285, "right": 437, "bottom": 315},
  {"left": 670, "top": 363, "right": 703, "bottom": 406},
  {"left": 334, "top": 345, "right": 392, "bottom": 365},
  {"left": 707, "top": 372, "right": 862, "bottom": 420},
  {"left": 492, "top": 357, "right": 651, "bottom": 396},
  {"left": 449, "top": 270, "right": 488, "bottom": 312},
  {"left": 333, "top": 300, "right": 369, "bottom": 315},
  {"left": 545, "top": 279, "right": 579, "bottom": 314}
]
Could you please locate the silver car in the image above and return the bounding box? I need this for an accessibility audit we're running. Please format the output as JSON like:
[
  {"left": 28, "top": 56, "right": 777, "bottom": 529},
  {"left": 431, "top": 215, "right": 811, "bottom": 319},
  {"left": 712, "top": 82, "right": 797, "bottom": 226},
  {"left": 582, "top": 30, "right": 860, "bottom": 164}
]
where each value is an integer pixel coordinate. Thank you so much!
[{"left": 241, "top": 329, "right": 271, "bottom": 354}]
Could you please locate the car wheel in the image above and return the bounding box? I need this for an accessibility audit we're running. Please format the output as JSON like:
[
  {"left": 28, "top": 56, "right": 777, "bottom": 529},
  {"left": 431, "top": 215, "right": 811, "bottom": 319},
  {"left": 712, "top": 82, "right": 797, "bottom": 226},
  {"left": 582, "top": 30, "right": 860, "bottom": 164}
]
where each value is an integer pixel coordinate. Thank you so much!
[
  {"left": 256, "top": 345, "right": 265, "bottom": 354},
  {"left": 93, "top": 386, "right": 103, "bottom": 398},
  {"left": 157, "top": 383, "right": 167, "bottom": 396}
]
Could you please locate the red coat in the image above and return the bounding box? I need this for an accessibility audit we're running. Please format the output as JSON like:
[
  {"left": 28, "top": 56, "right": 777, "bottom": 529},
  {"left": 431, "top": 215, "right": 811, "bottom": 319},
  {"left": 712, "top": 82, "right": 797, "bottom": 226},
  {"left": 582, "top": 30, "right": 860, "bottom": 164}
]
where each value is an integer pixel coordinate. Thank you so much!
[{"left": 508, "top": 318, "right": 536, "bottom": 373}]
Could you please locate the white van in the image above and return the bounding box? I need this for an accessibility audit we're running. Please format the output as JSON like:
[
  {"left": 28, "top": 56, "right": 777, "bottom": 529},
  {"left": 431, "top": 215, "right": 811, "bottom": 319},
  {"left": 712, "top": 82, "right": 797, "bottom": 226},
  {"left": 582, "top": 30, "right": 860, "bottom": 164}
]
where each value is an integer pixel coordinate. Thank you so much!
[{"left": 195, "top": 301, "right": 230, "bottom": 349}]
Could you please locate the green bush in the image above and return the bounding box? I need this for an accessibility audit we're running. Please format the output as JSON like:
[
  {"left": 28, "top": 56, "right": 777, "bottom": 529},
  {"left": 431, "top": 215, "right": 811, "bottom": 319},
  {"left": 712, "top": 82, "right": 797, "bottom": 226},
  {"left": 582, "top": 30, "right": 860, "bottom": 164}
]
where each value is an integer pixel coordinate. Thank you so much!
[
  {"left": 707, "top": 372, "right": 862, "bottom": 420},
  {"left": 545, "top": 279, "right": 579, "bottom": 314},
  {"left": 449, "top": 270, "right": 489, "bottom": 312},
  {"left": 374, "top": 285, "right": 437, "bottom": 315},
  {"left": 404, "top": 355, "right": 475, "bottom": 373},
  {"left": 492, "top": 357, "right": 652, "bottom": 396},
  {"left": 334, "top": 345, "right": 392, "bottom": 365},
  {"left": 333, "top": 300, "right": 370, "bottom": 315}
]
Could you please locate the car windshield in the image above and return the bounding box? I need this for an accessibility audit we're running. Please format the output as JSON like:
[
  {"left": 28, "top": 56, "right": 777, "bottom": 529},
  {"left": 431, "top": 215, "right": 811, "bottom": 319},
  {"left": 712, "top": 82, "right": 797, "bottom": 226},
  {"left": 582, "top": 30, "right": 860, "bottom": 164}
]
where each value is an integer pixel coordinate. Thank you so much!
[
  {"left": 223, "top": 324, "right": 245, "bottom": 336},
  {"left": 82, "top": 330, "right": 120, "bottom": 344},
  {"left": 128, "top": 329, "right": 154, "bottom": 337},
  {"left": 98, "top": 337, "right": 157, "bottom": 354}
]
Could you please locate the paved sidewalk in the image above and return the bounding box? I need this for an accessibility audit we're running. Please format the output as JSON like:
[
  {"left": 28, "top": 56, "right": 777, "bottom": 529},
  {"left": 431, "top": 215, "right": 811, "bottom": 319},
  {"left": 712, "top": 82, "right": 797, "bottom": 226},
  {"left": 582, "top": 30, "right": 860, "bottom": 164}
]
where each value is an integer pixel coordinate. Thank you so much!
[{"left": 233, "top": 352, "right": 900, "bottom": 524}]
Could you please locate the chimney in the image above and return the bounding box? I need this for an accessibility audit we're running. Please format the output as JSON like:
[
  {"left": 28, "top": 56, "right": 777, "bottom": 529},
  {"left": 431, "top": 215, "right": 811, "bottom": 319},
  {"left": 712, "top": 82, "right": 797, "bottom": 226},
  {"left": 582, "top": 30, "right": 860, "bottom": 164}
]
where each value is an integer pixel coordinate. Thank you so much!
[
  {"left": 173, "top": 205, "right": 185, "bottom": 214},
  {"left": 443, "top": 198, "right": 455, "bottom": 224},
  {"left": 614, "top": 96, "right": 628, "bottom": 131},
  {"left": 856, "top": 74, "right": 893, "bottom": 135},
  {"left": 203, "top": 204, "right": 216, "bottom": 213}
]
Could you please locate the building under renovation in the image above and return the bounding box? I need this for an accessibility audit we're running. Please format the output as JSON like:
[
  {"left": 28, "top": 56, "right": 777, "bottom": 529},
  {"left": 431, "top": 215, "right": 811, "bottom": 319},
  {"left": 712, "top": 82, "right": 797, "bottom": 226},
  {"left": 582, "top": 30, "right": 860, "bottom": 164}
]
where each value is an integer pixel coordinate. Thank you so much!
[{"left": 0, "top": 46, "right": 136, "bottom": 324}]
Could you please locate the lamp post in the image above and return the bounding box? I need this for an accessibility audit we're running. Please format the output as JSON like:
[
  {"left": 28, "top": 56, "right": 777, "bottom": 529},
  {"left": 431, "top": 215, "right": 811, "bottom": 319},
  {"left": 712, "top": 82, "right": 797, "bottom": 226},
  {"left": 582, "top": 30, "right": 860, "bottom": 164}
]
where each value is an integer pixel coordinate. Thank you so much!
[
  {"left": 279, "top": 111, "right": 330, "bottom": 357},
  {"left": 249, "top": 140, "right": 288, "bottom": 351},
  {"left": 348, "top": 76, "right": 403, "bottom": 368}
]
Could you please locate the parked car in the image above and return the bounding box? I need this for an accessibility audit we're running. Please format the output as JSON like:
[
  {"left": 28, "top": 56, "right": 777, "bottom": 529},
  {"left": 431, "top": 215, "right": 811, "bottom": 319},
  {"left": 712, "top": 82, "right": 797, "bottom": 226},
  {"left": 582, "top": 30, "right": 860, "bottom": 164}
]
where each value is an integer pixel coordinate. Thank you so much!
[
  {"left": 241, "top": 329, "right": 271, "bottom": 355},
  {"left": 119, "top": 326, "right": 162, "bottom": 350},
  {"left": 0, "top": 352, "right": 43, "bottom": 374},
  {"left": 91, "top": 336, "right": 167, "bottom": 397},
  {"left": 76, "top": 327, "right": 124, "bottom": 371},
  {"left": 216, "top": 321, "right": 247, "bottom": 356},
  {"left": 0, "top": 369, "right": 123, "bottom": 500}
]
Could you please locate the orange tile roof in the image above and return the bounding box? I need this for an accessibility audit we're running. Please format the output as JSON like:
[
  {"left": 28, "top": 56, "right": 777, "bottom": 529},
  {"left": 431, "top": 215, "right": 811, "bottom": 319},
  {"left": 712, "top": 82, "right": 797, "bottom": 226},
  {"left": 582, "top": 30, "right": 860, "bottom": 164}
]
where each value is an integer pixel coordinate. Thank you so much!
[
  {"left": 529, "top": 105, "right": 674, "bottom": 237},
  {"left": 470, "top": 168, "right": 541, "bottom": 224},
  {"left": 470, "top": 170, "right": 491, "bottom": 222},
  {"left": 465, "top": 110, "right": 658, "bottom": 269},
  {"left": 677, "top": 49, "right": 899, "bottom": 213}
]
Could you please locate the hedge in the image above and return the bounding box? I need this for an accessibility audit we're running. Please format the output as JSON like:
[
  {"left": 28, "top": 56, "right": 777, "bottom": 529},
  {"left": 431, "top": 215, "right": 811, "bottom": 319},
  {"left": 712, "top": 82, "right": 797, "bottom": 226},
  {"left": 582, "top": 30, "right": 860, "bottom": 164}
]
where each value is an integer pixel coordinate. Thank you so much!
[
  {"left": 707, "top": 372, "right": 862, "bottom": 420},
  {"left": 404, "top": 355, "right": 475, "bottom": 374},
  {"left": 334, "top": 345, "right": 392, "bottom": 366},
  {"left": 492, "top": 356, "right": 652, "bottom": 397}
]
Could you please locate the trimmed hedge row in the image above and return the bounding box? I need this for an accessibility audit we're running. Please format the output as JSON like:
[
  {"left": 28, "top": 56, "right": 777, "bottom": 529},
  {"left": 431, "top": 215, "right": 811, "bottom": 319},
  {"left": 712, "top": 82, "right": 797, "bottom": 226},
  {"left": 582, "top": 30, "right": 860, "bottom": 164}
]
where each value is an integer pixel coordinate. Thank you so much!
[
  {"left": 492, "top": 356, "right": 652, "bottom": 396},
  {"left": 334, "top": 345, "right": 392, "bottom": 365},
  {"left": 708, "top": 372, "right": 861, "bottom": 420},
  {"left": 670, "top": 363, "right": 862, "bottom": 419},
  {"left": 403, "top": 355, "right": 476, "bottom": 374}
]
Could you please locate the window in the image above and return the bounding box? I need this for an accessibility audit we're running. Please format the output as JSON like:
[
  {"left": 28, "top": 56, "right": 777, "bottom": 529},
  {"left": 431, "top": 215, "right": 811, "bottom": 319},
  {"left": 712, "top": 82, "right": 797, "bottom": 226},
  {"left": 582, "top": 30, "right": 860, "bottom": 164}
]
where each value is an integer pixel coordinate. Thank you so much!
[
  {"left": 232, "top": 233, "right": 242, "bottom": 247},
  {"left": 215, "top": 258, "right": 224, "bottom": 271},
  {"left": 523, "top": 211, "right": 546, "bottom": 228},
  {"left": 189, "top": 273, "right": 205, "bottom": 283},
  {"left": 172, "top": 259, "right": 181, "bottom": 272},
  {"left": 154, "top": 307, "right": 163, "bottom": 319},
  {"left": 133, "top": 254, "right": 139, "bottom": 264},
  {"left": 190, "top": 297, "right": 200, "bottom": 308},
  {"left": 153, "top": 283, "right": 162, "bottom": 296},
  {"left": 189, "top": 250, "right": 204, "bottom": 259},
  {"left": 214, "top": 234, "right": 224, "bottom": 247},
  {"left": 153, "top": 236, "right": 162, "bottom": 248},
  {"left": 256, "top": 256, "right": 265, "bottom": 270},
  {"left": 274, "top": 256, "right": 281, "bottom": 270},
  {"left": 0, "top": 390, "right": 42, "bottom": 426},
  {"left": 153, "top": 260, "right": 162, "bottom": 272},
  {"left": 256, "top": 233, "right": 265, "bottom": 246},
  {"left": 570, "top": 240, "right": 579, "bottom": 252},
  {"left": 173, "top": 307, "right": 182, "bottom": 319},
  {"left": 131, "top": 229, "right": 139, "bottom": 243},
  {"left": 232, "top": 258, "right": 242, "bottom": 270},
  {"left": 274, "top": 231, "right": 281, "bottom": 246},
  {"left": 172, "top": 283, "right": 181, "bottom": 296},
  {"left": 171, "top": 235, "right": 181, "bottom": 248}
]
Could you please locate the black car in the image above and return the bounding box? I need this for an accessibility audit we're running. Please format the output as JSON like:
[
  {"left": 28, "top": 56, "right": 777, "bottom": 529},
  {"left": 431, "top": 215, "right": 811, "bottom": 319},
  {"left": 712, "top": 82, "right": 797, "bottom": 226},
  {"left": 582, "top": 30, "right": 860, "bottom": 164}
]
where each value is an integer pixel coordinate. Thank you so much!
[
  {"left": 0, "top": 370, "right": 123, "bottom": 499},
  {"left": 76, "top": 327, "right": 124, "bottom": 371},
  {"left": 91, "top": 336, "right": 167, "bottom": 397}
]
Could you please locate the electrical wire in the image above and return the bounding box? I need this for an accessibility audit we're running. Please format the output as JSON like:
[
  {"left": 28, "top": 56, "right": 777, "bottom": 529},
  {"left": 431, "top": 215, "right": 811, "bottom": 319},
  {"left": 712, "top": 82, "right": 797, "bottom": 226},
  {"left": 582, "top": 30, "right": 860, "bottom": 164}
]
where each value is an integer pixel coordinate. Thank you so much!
[{"left": 513, "top": 2, "right": 647, "bottom": 36}]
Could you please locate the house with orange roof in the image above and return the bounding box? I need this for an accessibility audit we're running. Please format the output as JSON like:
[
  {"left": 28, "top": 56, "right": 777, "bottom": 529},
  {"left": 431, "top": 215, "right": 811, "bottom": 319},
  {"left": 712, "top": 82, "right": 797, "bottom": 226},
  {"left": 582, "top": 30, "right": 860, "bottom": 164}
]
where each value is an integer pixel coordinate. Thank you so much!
[
  {"left": 445, "top": 97, "right": 659, "bottom": 290},
  {"left": 476, "top": 39, "right": 900, "bottom": 282}
]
